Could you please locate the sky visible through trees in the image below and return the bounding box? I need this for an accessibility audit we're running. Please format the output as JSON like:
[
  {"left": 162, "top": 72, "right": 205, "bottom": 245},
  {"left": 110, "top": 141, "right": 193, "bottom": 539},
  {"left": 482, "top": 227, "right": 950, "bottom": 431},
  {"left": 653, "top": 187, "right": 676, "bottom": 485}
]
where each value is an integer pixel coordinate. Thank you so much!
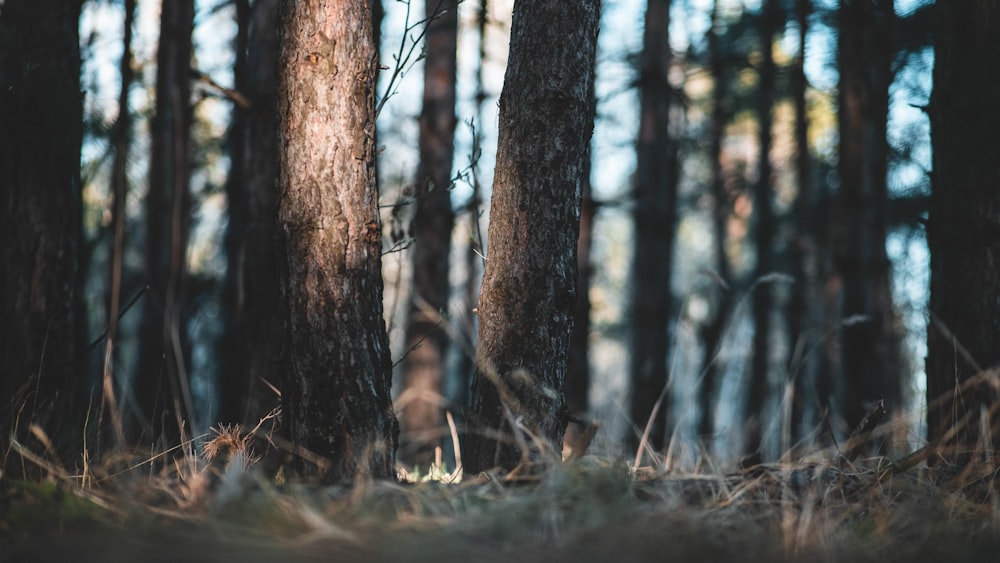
[{"left": 72, "top": 0, "right": 934, "bottom": 466}]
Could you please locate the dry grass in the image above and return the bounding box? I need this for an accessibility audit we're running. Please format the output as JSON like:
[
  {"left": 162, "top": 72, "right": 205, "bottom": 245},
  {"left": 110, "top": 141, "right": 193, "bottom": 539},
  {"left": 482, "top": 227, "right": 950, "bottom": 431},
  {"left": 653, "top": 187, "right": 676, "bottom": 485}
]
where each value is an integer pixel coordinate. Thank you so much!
[{"left": 3, "top": 418, "right": 1000, "bottom": 563}]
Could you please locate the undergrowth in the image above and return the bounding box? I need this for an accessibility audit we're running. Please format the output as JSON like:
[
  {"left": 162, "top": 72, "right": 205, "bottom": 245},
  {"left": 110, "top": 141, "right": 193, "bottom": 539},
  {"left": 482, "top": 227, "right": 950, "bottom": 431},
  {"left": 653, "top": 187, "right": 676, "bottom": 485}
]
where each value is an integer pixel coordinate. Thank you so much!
[{"left": 3, "top": 421, "right": 1000, "bottom": 562}]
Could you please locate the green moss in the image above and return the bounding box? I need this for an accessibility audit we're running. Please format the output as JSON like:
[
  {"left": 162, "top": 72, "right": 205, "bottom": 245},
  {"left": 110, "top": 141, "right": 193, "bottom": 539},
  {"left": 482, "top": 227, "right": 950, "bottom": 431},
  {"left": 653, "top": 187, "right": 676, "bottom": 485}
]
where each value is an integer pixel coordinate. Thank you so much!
[{"left": 0, "top": 480, "right": 112, "bottom": 540}]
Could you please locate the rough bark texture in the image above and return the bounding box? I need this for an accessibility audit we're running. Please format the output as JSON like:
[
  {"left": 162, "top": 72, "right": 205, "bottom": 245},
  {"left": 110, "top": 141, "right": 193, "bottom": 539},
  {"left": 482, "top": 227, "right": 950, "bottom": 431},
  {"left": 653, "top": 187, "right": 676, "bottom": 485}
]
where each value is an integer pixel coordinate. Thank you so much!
[
  {"left": 400, "top": 0, "right": 459, "bottom": 465},
  {"left": 277, "top": 0, "right": 398, "bottom": 482},
  {"left": 133, "top": 0, "right": 195, "bottom": 441},
  {"left": 926, "top": 0, "right": 1000, "bottom": 461},
  {"left": 629, "top": 0, "right": 677, "bottom": 453},
  {"left": 0, "top": 0, "right": 87, "bottom": 462},
  {"left": 834, "top": 0, "right": 898, "bottom": 435},
  {"left": 219, "top": 0, "right": 281, "bottom": 427},
  {"left": 745, "top": 0, "right": 779, "bottom": 462},
  {"left": 465, "top": 0, "right": 601, "bottom": 474}
]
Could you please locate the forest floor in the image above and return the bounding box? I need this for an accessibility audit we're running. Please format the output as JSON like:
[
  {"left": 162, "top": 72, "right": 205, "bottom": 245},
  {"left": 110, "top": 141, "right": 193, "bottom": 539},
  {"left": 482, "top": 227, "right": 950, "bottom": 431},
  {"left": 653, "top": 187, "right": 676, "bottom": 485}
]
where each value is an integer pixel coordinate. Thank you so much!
[{"left": 3, "top": 429, "right": 1000, "bottom": 563}]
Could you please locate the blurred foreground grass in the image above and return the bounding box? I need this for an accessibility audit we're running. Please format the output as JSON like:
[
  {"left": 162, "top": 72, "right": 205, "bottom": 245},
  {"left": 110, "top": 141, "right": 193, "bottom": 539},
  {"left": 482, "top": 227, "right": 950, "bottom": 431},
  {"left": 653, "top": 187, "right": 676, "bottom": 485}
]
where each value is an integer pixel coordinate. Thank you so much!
[{"left": 3, "top": 437, "right": 1000, "bottom": 563}]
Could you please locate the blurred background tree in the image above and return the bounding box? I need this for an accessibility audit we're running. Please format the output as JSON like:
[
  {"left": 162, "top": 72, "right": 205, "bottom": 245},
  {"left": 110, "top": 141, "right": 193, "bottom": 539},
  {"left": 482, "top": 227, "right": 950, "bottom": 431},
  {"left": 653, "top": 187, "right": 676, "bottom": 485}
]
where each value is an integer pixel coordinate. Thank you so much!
[
  {"left": 926, "top": 0, "right": 1000, "bottom": 465},
  {"left": 0, "top": 0, "right": 88, "bottom": 464}
]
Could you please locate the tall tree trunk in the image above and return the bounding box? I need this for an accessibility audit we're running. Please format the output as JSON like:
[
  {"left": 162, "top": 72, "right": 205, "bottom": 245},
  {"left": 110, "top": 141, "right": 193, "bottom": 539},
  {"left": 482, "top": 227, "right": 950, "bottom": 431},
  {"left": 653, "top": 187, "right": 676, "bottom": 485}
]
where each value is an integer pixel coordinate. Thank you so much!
[
  {"left": 219, "top": 0, "right": 251, "bottom": 427},
  {"left": 785, "top": 0, "right": 813, "bottom": 448},
  {"left": 400, "top": 0, "right": 459, "bottom": 466},
  {"left": 102, "top": 0, "right": 137, "bottom": 447},
  {"left": 465, "top": 0, "right": 601, "bottom": 474},
  {"left": 277, "top": 0, "right": 398, "bottom": 483},
  {"left": 926, "top": 0, "right": 1000, "bottom": 463},
  {"left": 219, "top": 0, "right": 281, "bottom": 427},
  {"left": 698, "top": 0, "right": 732, "bottom": 445},
  {"left": 0, "top": 0, "right": 87, "bottom": 463},
  {"left": 834, "top": 0, "right": 897, "bottom": 436},
  {"left": 630, "top": 0, "right": 677, "bottom": 454},
  {"left": 133, "top": 0, "right": 195, "bottom": 442},
  {"left": 745, "top": 0, "right": 779, "bottom": 463}
]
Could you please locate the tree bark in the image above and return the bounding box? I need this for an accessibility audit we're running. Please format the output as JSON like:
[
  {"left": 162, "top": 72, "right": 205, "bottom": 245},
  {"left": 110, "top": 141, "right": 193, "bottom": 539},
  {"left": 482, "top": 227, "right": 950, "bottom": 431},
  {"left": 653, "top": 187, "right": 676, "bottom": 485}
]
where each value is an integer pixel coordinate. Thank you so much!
[
  {"left": 133, "top": 0, "right": 195, "bottom": 442},
  {"left": 400, "top": 0, "right": 459, "bottom": 466},
  {"left": 465, "top": 0, "right": 601, "bottom": 474},
  {"left": 926, "top": 0, "right": 1000, "bottom": 462},
  {"left": 0, "top": 0, "right": 87, "bottom": 463},
  {"left": 629, "top": 0, "right": 677, "bottom": 454},
  {"left": 834, "top": 0, "right": 898, "bottom": 436},
  {"left": 219, "top": 0, "right": 281, "bottom": 428},
  {"left": 277, "top": 0, "right": 398, "bottom": 482}
]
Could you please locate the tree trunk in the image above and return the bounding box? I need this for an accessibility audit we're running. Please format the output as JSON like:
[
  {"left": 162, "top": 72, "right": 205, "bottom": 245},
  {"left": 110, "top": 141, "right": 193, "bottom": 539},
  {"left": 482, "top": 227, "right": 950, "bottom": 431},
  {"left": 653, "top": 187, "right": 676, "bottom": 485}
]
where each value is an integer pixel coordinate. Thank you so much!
[
  {"left": 102, "top": 0, "right": 137, "bottom": 447},
  {"left": 629, "top": 0, "right": 677, "bottom": 454},
  {"left": 400, "top": 0, "right": 459, "bottom": 466},
  {"left": 834, "top": 0, "right": 897, "bottom": 436},
  {"left": 698, "top": 0, "right": 732, "bottom": 445},
  {"left": 219, "top": 0, "right": 281, "bottom": 428},
  {"left": 926, "top": 0, "right": 1000, "bottom": 462},
  {"left": 219, "top": 0, "right": 251, "bottom": 427},
  {"left": 133, "top": 0, "right": 195, "bottom": 442},
  {"left": 745, "top": 0, "right": 779, "bottom": 462},
  {"left": 785, "top": 0, "right": 813, "bottom": 447},
  {"left": 0, "top": 0, "right": 87, "bottom": 463},
  {"left": 277, "top": 0, "right": 398, "bottom": 483},
  {"left": 465, "top": 0, "right": 601, "bottom": 474}
]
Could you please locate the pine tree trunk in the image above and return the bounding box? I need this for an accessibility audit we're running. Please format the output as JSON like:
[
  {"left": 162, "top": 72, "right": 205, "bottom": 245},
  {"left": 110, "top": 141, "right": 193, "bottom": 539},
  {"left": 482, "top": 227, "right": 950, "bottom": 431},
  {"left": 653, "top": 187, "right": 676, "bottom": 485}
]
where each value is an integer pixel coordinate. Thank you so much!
[
  {"left": 219, "top": 0, "right": 251, "bottom": 427},
  {"left": 134, "top": 0, "right": 195, "bottom": 442},
  {"left": 926, "top": 0, "right": 1000, "bottom": 462},
  {"left": 698, "top": 0, "right": 732, "bottom": 444},
  {"left": 220, "top": 0, "right": 281, "bottom": 427},
  {"left": 630, "top": 0, "right": 677, "bottom": 453},
  {"left": 465, "top": 0, "right": 601, "bottom": 474},
  {"left": 102, "top": 0, "right": 137, "bottom": 446},
  {"left": 745, "top": 0, "right": 779, "bottom": 462},
  {"left": 400, "top": 0, "right": 459, "bottom": 465},
  {"left": 834, "top": 0, "right": 897, "bottom": 436},
  {"left": 785, "top": 0, "right": 814, "bottom": 447},
  {"left": 0, "top": 0, "right": 87, "bottom": 463},
  {"left": 277, "top": 0, "right": 398, "bottom": 482}
]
